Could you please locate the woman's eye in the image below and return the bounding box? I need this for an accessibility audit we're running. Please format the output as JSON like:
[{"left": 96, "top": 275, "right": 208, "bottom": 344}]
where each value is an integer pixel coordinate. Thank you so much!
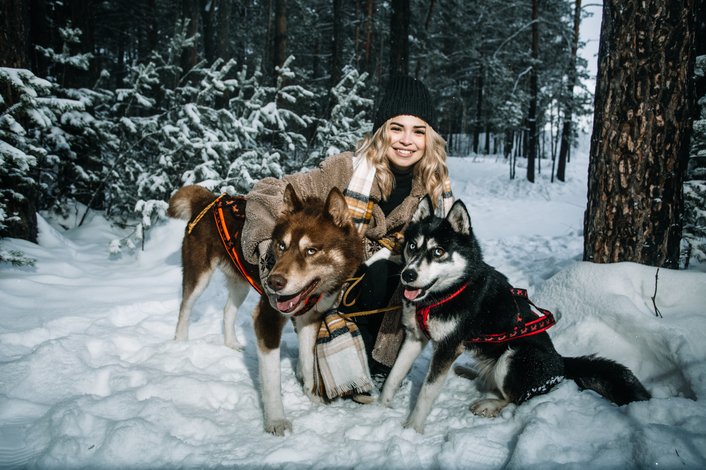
[
  {"left": 305, "top": 247, "right": 318, "bottom": 256},
  {"left": 433, "top": 247, "right": 445, "bottom": 258}
]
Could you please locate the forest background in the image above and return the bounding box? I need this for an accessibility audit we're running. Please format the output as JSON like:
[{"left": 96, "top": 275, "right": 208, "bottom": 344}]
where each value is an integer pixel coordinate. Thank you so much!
[{"left": 1, "top": 0, "right": 705, "bottom": 270}]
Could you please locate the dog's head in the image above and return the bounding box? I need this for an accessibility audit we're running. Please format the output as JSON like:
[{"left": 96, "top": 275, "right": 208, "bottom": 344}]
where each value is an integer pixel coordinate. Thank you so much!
[
  {"left": 267, "top": 184, "right": 364, "bottom": 316},
  {"left": 400, "top": 196, "right": 482, "bottom": 303}
]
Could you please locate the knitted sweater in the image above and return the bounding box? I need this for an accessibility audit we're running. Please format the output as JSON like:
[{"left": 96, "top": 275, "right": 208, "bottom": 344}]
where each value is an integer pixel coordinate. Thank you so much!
[{"left": 242, "top": 152, "right": 428, "bottom": 265}]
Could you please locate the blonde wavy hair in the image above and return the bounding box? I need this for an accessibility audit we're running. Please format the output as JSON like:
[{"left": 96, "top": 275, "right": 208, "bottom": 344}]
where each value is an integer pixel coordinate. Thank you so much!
[{"left": 355, "top": 119, "right": 449, "bottom": 209}]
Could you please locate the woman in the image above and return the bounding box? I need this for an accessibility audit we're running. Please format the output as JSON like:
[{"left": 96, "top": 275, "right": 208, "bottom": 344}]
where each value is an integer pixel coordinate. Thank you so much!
[{"left": 242, "top": 75, "right": 453, "bottom": 399}]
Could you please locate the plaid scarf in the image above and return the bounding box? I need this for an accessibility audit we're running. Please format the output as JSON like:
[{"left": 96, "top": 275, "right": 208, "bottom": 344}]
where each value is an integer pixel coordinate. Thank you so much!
[
  {"left": 313, "top": 152, "right": 454, "bottom": 399},
  {"left": 344, "top": 152, "right": 454, "bottom": 234},
  {"left": 313, "top": 309, "right": 373, "bottom": 399},
  {"left": 343, "top": 152, "right": 378, "bottom": 233}
]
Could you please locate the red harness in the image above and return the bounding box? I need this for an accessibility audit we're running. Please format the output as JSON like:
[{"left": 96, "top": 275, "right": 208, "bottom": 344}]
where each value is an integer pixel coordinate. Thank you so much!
[
  {"left": 415, "top": 285, "right": 556, "bottom": 344},
  {"left": 212, "top": 196, "right": 320, "bottom": 316}
]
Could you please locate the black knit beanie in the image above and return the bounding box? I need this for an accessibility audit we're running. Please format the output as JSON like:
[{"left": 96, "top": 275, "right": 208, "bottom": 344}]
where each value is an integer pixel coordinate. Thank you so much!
[{"left": 372, "top": 76, "right": 437, "bottom": 134}]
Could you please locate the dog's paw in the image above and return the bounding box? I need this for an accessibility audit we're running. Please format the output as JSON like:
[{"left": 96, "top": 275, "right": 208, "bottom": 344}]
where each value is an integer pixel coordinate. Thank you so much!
[
  {"left": 224, "top": 338, "right": 244, "bottom": 351},
  {"left": 304, "top": 387, "right": 324, "bottom": 404},
  {"left": 174, "top": 332, "right": 188, "bottom": 342},
  {"left": 264, "top": 418, "right": 293, "bottom": 436},
  {"left": 378, "top": 392, "right": 393, "bottom": 408},
  {"left": 351, "top": 392, "right": 375, "bottom": 405},
  {"left": 469, "top": 398, "right": 507, "bottom": 417},
  {"left": 403, "top": 418, "right": 425, "bottom": 434}
]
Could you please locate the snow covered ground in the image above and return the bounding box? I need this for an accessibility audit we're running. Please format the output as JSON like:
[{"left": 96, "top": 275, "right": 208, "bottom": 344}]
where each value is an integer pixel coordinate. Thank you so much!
[{"left": 1, "top": 152, "right": 705, "bottom": 469}]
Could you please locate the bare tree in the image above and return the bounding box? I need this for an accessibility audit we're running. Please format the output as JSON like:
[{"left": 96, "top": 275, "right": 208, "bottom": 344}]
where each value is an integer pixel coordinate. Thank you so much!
[
  {"left": 527, "top": 0, "right": 539, "bottom": 182},
  {"left": 556, "top": 0, "right": 581, "bottom": 182}
]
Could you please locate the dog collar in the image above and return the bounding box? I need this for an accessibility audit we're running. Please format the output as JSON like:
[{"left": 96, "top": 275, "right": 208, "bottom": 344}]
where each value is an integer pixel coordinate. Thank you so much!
[
  {"left": 415, "top": 282, "right": 469, "bottom": 339},
  {"left": 414, "top": 287, "right": 556, "bottom": 343}
]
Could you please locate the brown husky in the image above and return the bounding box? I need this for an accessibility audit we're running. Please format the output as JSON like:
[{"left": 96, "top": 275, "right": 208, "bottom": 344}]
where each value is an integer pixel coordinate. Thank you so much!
[{"left": 168, "top": 184, "right": 364, "bottom": 435}]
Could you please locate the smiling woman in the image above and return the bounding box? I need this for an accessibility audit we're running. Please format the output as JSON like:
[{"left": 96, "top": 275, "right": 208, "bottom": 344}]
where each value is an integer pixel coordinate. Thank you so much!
[
  {"left": 241, "top": 75, "right": 454, "bottom": 405},
  {"left": 385, "top": 115, "right": 427, "bottom": 170}
]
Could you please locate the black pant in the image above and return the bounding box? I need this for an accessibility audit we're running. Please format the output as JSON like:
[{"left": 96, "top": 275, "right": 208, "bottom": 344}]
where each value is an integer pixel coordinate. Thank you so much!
[{"left": 338, "top": 259, "right": 401, "bottom": 373}]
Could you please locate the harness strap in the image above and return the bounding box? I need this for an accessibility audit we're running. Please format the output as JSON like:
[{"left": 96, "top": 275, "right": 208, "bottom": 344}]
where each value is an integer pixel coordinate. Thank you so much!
[
  {"left": 212, "top": 196, "right": 264, "bottom": 295},
  {"left": 416, "top": 283, "right": 470, "bottom": 339},
  {"left": 415, "top": 286, "right": 556, "bottom": 343},
  {"left": 188, "top": 194, "right": 225, "bottom": 235}
]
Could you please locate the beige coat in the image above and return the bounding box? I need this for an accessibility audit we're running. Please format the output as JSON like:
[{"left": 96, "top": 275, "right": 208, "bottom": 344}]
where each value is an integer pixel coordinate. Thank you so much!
[
  {"left": 242, "top": 152, "right": 429, "bottom": 264},
  {"left": 241, "top": 151, "right": 429, "bottom": 367}
]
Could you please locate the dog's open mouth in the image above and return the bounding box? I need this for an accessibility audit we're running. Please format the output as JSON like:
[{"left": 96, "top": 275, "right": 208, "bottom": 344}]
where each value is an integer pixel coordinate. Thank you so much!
[
  {"left": 276, "top": 279, "right": 319, "bottom": 314},
  {"left": 402, "top": 280, "right": 435, "bottom": 302},
  {"left": 403, "top": 288, "right": 425, "bottom": 301}
]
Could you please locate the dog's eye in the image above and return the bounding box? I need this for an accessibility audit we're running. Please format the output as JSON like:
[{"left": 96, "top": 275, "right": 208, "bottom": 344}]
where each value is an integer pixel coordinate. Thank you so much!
[
  {"left": 277, "top": 241, "right": 286, "bottom": 251},
  {"left": 408, "top": 241, "right": 417, "bottom": 251},
  {"left": 432, "top": 247, "right": 445, "bottom": 258},
  {"left": 305, "top": 247, "right": 318, "bottom": 256}
]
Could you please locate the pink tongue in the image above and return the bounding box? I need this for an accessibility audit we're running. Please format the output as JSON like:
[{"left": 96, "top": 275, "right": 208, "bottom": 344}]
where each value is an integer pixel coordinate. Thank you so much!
[
  {"left": 277, "top": 292, "right": 304, "bottom": 313},
  {"left": 404, "top": 289, "right": 421, "bottom": 301}
]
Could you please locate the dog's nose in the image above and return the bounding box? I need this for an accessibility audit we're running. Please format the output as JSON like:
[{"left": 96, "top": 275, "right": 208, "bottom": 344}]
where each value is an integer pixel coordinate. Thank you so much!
[
  {"left": 401, "top": 269, "right": 417, "bottom": 283},
  {"left": 267, "top": 274, "right": 287, "bottom": 292}
]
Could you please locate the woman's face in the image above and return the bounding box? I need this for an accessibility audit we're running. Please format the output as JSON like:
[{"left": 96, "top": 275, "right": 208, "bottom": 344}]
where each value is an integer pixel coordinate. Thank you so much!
[{"left": 385, "top": 115, "right": 428, "bottom": 171}]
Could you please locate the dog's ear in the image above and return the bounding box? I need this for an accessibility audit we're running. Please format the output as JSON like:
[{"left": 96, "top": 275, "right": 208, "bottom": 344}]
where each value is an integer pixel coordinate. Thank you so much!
[
  {"left": 411, "top": 195, "right": 433, "bottom": 223},
  {"left": 446, "top": 199, "right": 472, "bottom": 236},
  {"left": 324, "top": 187, "right": 351, "bottom": 227},
  {"left": 283, "top": 184, "right": 304, "bottom": 213}
]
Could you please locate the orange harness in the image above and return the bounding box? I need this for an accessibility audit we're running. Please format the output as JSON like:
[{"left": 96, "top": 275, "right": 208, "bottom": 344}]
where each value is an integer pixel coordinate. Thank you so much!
[{"left": 211, "top": 195, "right": 264, "bottom": 295}]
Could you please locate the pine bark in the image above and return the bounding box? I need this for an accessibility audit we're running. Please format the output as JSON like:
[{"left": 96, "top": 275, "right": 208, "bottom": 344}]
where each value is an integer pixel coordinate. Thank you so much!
[{"left": 584, "top": 0, "right": 695, "bottom": 268}]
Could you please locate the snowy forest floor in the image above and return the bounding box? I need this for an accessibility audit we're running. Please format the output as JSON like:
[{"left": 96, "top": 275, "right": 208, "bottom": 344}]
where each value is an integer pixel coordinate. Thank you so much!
[{"left": 1, "top": 152, "right": 705, "bottom": 469}]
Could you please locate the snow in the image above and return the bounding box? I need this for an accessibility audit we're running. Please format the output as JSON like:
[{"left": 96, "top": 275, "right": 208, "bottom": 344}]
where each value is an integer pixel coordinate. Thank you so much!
[{"left": 1, "top": 151, "right": 706, "bottom": 469}]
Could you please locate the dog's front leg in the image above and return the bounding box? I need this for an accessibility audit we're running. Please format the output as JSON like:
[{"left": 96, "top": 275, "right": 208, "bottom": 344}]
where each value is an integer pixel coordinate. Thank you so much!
[
  {"left": 405, "top": 343, "right": 463, "bottom": 433},
  {"left": 293, "top": 314, "right": 323, "bottom": 403},
  {"left": 253, "top": 298, "right": 290, "bottom": 436},
  {"left": 379, "top": 333, "right": 427, "bottom": 407}
]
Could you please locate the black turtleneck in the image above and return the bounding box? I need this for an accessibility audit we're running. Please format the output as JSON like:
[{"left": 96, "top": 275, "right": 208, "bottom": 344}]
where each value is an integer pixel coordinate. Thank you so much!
[{"left": 379, "top": 165, "right": 414, "bottom": 216}]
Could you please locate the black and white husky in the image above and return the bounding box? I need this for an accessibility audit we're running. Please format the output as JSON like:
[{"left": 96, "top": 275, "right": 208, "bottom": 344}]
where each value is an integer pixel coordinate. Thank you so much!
[{"left": 379, "top": 196, "right": 650, "bottom": 433}]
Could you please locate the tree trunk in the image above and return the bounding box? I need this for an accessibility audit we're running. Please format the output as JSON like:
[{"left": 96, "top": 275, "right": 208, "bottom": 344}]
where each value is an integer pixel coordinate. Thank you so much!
[
  {"left": 583, "top": 0, "right": 695, "bottom": 268},
  {"left": 330, "top": 0, "right": 343, "bottom": 87},
  {"left": 389, "top": 0, "right": 409, "bottom": 76},
  {"left": 363, "top": 0, "right": 375, "bottom": 74},
  {"left": 181, "top": 0, "right": 201, "bottom": 74},
  {"left": 274, "top": 0, "right": 287, "bottom": 71},
  {"left": 526, "top": 0, "right": 539, "bottom": 183},
  {"left": 473, "top": 68, "right": 483, "bottom": 154},
  {"left": 557, "top": 0, "right": 582, "bottom": 182},
  {"left": 1, "top": 0, "right": 38, "bottom": 243}
]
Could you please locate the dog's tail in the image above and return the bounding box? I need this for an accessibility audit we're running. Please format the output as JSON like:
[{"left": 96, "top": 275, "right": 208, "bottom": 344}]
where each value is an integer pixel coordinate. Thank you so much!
[
  {"left": 167, "top": 185, "right": 216, "bottom": 221},
  {"left": 563, "top": 355, "right": 651, "bottom": 405}
]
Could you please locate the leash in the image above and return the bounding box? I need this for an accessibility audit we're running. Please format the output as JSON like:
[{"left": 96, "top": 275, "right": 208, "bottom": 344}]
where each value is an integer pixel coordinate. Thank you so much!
[
  {"left": 337, "top": 273, "right": 402, "bottom": 319},
  {"left": 188, "top": 194, "right": 225, "bottom": 235}
]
